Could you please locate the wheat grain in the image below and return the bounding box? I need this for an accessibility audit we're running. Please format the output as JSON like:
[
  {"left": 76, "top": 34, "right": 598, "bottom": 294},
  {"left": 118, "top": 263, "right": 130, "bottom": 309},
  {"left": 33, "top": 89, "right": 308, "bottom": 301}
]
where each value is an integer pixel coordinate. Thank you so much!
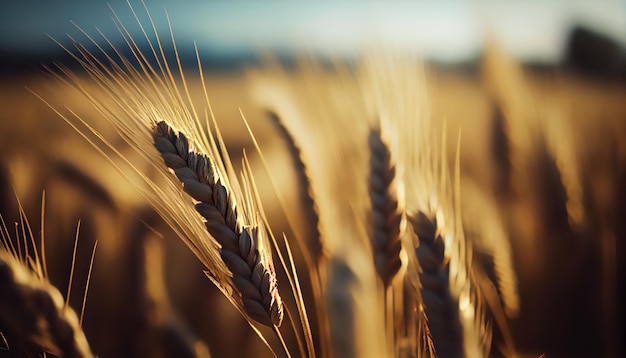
[
  {"left": 368, "top": 127, "right": 403, "bottom": 287},
  {"left": 40, "top": 5, "right": 300, "bottom": 354},
  {"left": 153, "top": 120, "right": 283, "bottom": 328},
  {"left": 461, "top": 182, "right": 520, "bottom": 318},
  {"left": 408, "top": 210, "right": 464, "bottom": 358},
  {"left": 0, "top": 249, "right": 93, "bottom": 358},
  {"left": 490, "top": 104, "right": 512, "bottom": 198},
  {"left": 261, "top": 109, "right": 329, "bottom": 357},
  {"left": 35, "top": 4, "right": 538, "bottom": 355},
  {"left": 249, "top": 59, "right": 384, "bottom": 356},
  {"left": 542, "top": 114, "right": 584, "bottom": 228},
  {"left": 533, "top": 135, "right": 570, "bottom": 234},
  {"left": 265, "top": 110, "right": 323, "bottom": 264},
  {"left": 400, "top": 119, "right": 499, "bottom": 356}
]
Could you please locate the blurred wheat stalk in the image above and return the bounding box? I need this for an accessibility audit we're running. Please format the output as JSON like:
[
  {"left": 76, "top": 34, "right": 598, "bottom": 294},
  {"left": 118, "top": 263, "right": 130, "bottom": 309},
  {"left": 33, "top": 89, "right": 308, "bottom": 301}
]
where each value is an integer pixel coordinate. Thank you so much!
[{"left": 1, "top": 2, "right": 625, "bottom": 358}]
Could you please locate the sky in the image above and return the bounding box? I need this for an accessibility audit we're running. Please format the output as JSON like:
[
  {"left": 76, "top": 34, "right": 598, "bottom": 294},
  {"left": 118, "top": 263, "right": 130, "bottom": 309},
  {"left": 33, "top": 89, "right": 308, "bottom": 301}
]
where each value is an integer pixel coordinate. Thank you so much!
[{"left": 1, "top": 1, "right": 625, "bottom": 64}]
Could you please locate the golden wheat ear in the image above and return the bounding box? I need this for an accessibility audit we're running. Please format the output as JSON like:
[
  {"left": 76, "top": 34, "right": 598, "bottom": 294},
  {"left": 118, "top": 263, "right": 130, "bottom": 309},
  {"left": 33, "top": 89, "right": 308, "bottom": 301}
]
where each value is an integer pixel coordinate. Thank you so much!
[
  {"left": 461, "top": 182, "right": 520, "bottom": 320},
  {"left": 368, "top": 127, "right": 403, "bottom": 287},
  {"left": 265, "top": 110, "right": 323, "bottom": 265},
  {"left": 490, "top": 104, "right": 512, "bottom": 198},
  {"left": 0, "top": 249, "right": 93, "bottom": 358},
  {"left": 0, "top": 187, "right": 94, "bottom": 357},
  {"left": 408, "top": 210, "right": 464, "bottom": 358},
  {"left": 261, "top": 109, "right": 329, "bottom": 357},
  {"left": 42, "top": 3, "right": 299, "bottom": 353},
  {"left": 152, "top": 120, "right": 283, "bottom": 328},
  {"left": 531, "top": 134, "right": 570, "bottom": 234}
]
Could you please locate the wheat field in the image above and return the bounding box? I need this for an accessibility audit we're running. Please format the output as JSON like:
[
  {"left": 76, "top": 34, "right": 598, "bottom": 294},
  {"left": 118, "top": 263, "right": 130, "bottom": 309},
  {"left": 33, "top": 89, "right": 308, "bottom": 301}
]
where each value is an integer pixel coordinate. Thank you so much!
[{"left": 0, "top": 4, "right": 625, "bottom": 358}]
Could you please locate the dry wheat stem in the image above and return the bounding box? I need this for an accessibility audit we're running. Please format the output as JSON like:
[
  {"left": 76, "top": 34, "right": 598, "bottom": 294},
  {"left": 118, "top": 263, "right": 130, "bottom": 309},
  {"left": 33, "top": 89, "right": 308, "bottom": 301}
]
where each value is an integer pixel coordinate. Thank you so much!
[
  {"left": 134, "top": 218, "right": 212, "bottom": 358},
  {"left": 152, "top": 120, "right": 283, "bottom": 328},
  {"left": 368, "top": 128, "right": 403, "bottom": 287},
  {"left": 325, "top": 257, "right": 358, "bottom": 358},
  {"left": 0, "top": 250, "right": 93, "bottom": 358}
]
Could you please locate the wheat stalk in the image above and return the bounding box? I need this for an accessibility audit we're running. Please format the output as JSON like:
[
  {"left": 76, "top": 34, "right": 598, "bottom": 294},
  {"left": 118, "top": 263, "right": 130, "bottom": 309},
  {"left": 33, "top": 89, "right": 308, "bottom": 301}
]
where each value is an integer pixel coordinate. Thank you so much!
[
  {"left": 0, "top": 249, "right": 93, "bottom": 358},
  {"left": 261, "top": 109, "right": 331, "bottom": 356},
  {"left": 325, "top": 256, "right": 358, "bottom": 358},
  {"left": 265, "top": 110, "right": 323, "bottom": 265},
  {"left": 408, "top": 210, "right": 464, "bottom": 358},
  {"left": 490, "top": 104, "right": 512, "bottom": 198},
  {"left": 35, "top": 4, "right": 315, "bottom": 354},
  {"left": 128, "top": 210, "right": 212, "bottom": 358},
  {"left": 461, "top": 182, "right": 520, "bottom": 320},
  {"left": 0, "top": 190, "right": 95, "bottom": 358},
  {"left": 32, "top": 3, "right": 529, "bottom": 356},
  {"left": 532, "top": 134, "right": 570, "bottom": 234},
  {"left": 152, "top": 120, "right": 283, "bottom": 328},
  {"left": 249, "top": 58, "right": 385, "bottom": 356},
  {"left": 395, "top": 97, "right": 498, "bottom": 357},
  {"left": 368, "top": 127, "right": 403, "bottom": 287}
]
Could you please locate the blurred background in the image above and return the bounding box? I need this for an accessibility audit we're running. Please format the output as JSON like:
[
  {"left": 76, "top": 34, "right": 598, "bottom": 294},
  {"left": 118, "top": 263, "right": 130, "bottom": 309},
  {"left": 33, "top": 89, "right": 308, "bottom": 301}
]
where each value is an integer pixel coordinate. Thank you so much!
[
  {"left": 1, "top": 1, "right": 626, "bottom": 72},
  {"left": 0, "top": 1, "right": 625, "bottom": 357}
]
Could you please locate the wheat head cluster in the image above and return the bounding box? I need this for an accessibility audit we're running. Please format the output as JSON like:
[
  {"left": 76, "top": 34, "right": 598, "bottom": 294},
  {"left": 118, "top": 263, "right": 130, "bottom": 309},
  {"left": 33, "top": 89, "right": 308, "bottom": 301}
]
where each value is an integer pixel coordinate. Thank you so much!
[{"left": 0, "top": 3, "right": 625, "bottom": 358}]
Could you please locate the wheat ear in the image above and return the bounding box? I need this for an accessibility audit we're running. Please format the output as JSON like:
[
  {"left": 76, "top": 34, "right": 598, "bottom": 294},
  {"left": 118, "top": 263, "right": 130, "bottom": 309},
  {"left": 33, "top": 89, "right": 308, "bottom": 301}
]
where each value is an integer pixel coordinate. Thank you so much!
[
  {"left": 266, "top": 110, "right": 323, "bottom": 264},
  {"left": 0, "top": 250, "right": 93, "bottom": 358},
  {"left": 533, "top": 135, "right": 570, "bottom": 234},
  {"left": 263, "top": 109, "right": 329, "bottom": 356},
  {"left": 152, "top": 120, "right": 283, "bottom": 328},
  {"left": 408, "top": 210, "right": 464, "bottom": 358},
  {"left": 368, "top": 128, "right": 403, "bottom": 287},
  {"left": 490, "top": 104, "right": 512, "bottom": 198},
  {"left": 461, "top": 182, "right": 520, "bottom": 319}
]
